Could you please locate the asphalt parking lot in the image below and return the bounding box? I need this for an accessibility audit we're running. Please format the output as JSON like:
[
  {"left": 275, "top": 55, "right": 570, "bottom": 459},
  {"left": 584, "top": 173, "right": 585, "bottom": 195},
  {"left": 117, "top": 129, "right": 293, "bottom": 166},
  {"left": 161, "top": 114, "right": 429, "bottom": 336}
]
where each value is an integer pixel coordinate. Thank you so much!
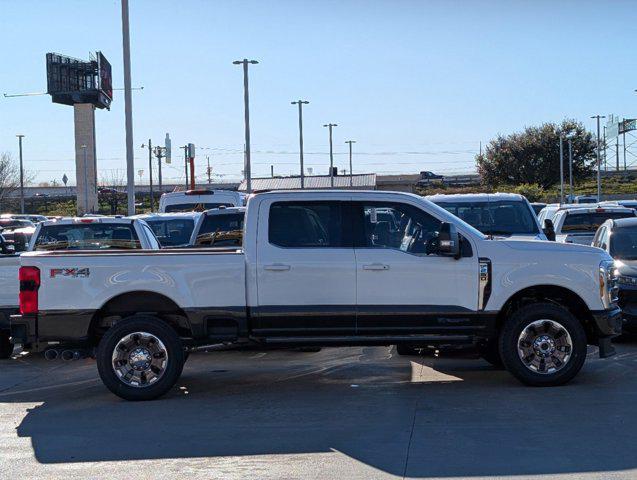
[{"left": 1, "top": 343, "right": 637, "bottom": 480}]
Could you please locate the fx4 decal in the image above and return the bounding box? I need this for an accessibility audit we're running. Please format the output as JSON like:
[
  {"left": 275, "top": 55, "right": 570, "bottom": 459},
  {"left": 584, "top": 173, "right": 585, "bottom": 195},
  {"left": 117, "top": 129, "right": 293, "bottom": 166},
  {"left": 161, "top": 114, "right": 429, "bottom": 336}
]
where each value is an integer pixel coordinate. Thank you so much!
[{"left": 50, "top": 268, "right": 90, "bottom": 278}]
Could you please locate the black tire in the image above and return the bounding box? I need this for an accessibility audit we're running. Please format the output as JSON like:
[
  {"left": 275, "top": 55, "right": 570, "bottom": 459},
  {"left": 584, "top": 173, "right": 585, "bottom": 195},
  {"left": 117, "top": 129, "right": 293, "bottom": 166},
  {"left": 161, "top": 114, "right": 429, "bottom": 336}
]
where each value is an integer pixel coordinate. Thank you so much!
[
  {"left": 0, "top": 331, "right": 13, "bottom": 359},
  {"left": 96, "top": 315, "right": 185, "bottom": 401},
  {"left": 499, "top": 303, "right": 587, "bottom": 387},
  {"left": 477, "top": 338, "right": 504, "bottom": 369},
  {"left": 396, "top": 344, "right": 420, "bottom": 356}
]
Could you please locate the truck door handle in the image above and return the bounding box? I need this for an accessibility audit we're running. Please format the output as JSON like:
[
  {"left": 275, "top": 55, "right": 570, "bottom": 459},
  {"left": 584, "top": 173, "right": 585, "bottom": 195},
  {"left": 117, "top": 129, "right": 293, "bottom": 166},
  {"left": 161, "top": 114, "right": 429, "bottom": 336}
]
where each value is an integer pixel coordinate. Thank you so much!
[
  {"left": 264, "top": 263, "right": 291, "bottom": 271},
  {"left": 362, "top": 263, "right": 390, "bottom": 271}
]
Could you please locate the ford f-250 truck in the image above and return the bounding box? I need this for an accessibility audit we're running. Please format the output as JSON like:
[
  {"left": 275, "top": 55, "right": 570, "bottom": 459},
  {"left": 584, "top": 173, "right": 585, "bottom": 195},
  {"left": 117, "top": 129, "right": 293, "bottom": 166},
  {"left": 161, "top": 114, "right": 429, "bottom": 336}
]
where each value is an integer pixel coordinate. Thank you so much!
[{"left": 8, "top": 191, "right": 621, "bottom": 400}]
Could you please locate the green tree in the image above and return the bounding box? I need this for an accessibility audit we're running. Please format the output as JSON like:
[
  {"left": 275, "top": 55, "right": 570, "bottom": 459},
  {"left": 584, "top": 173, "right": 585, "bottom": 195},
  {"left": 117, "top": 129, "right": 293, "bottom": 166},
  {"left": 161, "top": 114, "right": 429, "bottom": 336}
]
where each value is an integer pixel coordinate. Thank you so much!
[{"left": 476, "top": 120, "right": 596, "bottom": 188}]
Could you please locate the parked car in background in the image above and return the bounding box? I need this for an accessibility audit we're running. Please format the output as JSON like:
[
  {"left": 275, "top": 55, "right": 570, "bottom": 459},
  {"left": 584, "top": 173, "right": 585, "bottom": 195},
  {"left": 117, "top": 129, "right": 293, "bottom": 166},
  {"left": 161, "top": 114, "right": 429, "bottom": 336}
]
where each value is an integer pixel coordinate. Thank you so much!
[
  {"left": 552, "top": 206, "right": 637, "bottom": 245},
  {"left": 592, "top": 217, "right": 637, "bottom": 332},
  {"left": 133, "top": 212, "right": 201, "bottom": 248},
  {"left": 600, "top": 200, "right": 637, "bottom": 211},
  {"left": 158, "top": 189, "right": 245, "bottom": 213},
  {"left": 29, "top": 217, "right": 161, "bottom": 251},
  {"left": 0, "top": 218, "right": 36, "bottom": 252},
  {"left": 574, "top": 195, "right": 598, "bottom": 204},
  {"left": 530, "top": 202, "right": 547, "bottom": 215},
  {"left": 190, "top": 207, "right": 245, "bottom": 247},
  {"left": 427, "top": 193, "right": 546, "bottom": 240},
  {"left": 2, "top": 214, "right": 48, "bottom": 224}
]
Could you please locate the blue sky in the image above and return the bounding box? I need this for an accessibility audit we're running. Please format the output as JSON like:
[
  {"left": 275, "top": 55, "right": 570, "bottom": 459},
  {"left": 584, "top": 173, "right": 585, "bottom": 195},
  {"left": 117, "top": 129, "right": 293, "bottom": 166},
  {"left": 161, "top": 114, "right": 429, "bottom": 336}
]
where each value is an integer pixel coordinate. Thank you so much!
[{"left": 1, "top": 0, "right": 636, "bottom": 185}]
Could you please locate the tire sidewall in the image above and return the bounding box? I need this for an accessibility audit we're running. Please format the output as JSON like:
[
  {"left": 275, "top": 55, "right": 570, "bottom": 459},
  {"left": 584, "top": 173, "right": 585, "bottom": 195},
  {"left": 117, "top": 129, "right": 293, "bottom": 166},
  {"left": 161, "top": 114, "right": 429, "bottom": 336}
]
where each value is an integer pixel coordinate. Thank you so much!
[
  {"left": 97, "top": 315, "right": 184, "bottom": 401},
  {"left": 499, "top": 303, "right": 587, "bottom": 387}
]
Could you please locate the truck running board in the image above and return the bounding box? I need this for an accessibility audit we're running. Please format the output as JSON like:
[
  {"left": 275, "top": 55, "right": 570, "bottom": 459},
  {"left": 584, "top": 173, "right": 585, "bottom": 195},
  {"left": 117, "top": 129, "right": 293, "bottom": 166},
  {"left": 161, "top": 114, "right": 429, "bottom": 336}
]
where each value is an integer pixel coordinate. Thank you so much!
[{"left": 257, "top": 335, "right": 474, "bottom": 345}]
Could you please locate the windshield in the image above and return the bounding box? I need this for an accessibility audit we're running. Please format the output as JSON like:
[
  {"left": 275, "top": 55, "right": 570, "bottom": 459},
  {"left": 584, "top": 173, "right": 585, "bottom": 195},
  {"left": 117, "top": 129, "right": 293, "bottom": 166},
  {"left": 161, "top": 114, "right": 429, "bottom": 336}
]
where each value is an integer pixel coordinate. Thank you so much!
[
  {"left": 194, "top": 212, "right": 245, "bottom": 247},
  {"left": 435, "top": 200, "right": 539, "bottom": 236},
  {"left": 610, "top": 227, "right": 637, "bottom": 260},
  {"left": 145, "top": 218, "right": 195, "bottom": 247},
  {"left": 562, "top": 211, "right": 636, "bottom": 234},
  {"left": 164, "top": 202, "right": 234, "bottom": 213},
  {"left": 34, "top": 224, "right": 141, "bottom": 250},
  {"left": 0, "top": 219, "right": 34, "bottom": 229}
]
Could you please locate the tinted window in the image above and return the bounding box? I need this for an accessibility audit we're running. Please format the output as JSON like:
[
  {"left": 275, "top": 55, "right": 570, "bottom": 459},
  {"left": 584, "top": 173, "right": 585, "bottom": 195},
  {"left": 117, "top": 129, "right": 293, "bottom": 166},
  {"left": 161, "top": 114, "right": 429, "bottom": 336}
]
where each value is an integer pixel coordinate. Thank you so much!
[
  {"left": 610, "top": 227, "right": 637, "bottom": 260},
  {"left": 164, "top": 202, "right": 234, "bottom": 213},
  {"left": 34, "top": 224, "right": 141, "bottom": 250},
  {"left": 0, "top": 219, "right": 34, "bottom": 229},
  {"left": 195, "top": 213, "right": 245, "bottom": 247},
  {"left": 435, "top": 200, "right": 539, "bottom": 236},
  {"left": 145, "top": 218, "right": 195, "bottom": 247},
  {"left": 360, "top": 202, "right": 441, "bottom": 254},
  {"left": 269, "top": 202, "right": 343, "bottom": 248},
  {"left": 562, "top": 211, "right": 636, "bottom": 233}
]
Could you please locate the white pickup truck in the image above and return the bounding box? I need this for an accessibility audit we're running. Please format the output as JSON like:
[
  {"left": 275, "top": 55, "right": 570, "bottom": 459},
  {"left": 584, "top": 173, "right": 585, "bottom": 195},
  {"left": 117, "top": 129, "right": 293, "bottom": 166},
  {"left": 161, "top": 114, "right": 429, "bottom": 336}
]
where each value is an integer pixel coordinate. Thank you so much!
[{"left": 8, "top": 191, "right": 621, "bottom": 400}]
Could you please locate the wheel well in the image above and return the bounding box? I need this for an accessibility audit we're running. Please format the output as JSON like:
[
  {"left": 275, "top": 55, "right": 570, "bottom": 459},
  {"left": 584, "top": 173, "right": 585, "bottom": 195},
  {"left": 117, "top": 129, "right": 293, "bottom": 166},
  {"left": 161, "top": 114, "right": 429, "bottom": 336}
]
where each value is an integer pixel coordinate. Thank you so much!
[
  {"left": 88, "top": 291, "right": 192, "bottom": 345},
  {"left": 496, "top": 285, "right": 595, "bottom": 341}
]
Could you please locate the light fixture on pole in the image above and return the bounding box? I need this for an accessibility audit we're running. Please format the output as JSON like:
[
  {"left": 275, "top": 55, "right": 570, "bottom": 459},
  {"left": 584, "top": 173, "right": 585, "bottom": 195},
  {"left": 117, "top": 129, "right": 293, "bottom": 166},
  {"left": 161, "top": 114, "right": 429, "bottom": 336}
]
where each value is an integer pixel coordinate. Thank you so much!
[
  {"left": 323, "top": 123, "right": 337, "bottom": 187},
  {"left": 591, "top": 115, "right": 606, "bottom": 201},
  {"left": 16, "top": 135, "right": 25, "bottom": 214},
  {"left": 345, "top": 140, "right": 356, "bottom": 187},
  {"left": 291, "top": 100, "right": 309, "bottom": 188},
  {"left": 233, "top": 59, "right": 258, "bottom": 193}
]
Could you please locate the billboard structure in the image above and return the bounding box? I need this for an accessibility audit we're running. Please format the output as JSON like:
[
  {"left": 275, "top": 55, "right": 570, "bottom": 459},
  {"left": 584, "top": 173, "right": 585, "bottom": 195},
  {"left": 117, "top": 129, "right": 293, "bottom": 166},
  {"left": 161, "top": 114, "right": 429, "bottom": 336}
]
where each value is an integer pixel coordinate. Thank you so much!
[
  {"left": 46, "top": 52, "right": 112, "bottom": 109},
  {"left": 46, "top": 51, "right": 113, "bottom": 215},
  {"left": 604, "top": 114, "right": 637, "bottom": 172}
]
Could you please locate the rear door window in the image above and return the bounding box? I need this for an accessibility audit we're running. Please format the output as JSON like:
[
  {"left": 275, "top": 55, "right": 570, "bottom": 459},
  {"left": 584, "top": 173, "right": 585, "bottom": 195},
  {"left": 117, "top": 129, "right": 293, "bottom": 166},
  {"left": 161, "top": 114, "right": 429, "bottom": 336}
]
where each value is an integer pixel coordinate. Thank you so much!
[
  {"left": 145, "top": 219, "right": 195, "bottom": 247},
  {"left": 34, "top": 223, "right": 141, "bottom": 250},
  {"left": 268, "top": 201, "right": 345, "bottom": 248},
  {"left": 562, "top": 211, "right": 636, "bottom": 233}
]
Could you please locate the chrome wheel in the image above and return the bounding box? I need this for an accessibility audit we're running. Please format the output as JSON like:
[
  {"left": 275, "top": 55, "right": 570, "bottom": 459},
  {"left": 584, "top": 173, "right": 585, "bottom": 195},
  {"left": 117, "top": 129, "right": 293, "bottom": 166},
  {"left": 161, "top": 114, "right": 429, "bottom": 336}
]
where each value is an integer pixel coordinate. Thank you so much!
[
  {"left": 111, "top": 331, "right": 168, "bottom": 388},
  {"left": 517, "top": 319, "right": 572, "bottom": 374}
]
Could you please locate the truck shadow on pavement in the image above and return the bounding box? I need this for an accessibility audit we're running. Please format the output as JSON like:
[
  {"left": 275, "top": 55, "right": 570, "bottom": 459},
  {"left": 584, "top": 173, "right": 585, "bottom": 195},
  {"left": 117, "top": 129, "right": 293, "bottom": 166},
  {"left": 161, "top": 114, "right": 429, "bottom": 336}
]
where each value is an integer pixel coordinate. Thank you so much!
[{"left": 4, "top": 345, "right": 637, "bottom": 477}]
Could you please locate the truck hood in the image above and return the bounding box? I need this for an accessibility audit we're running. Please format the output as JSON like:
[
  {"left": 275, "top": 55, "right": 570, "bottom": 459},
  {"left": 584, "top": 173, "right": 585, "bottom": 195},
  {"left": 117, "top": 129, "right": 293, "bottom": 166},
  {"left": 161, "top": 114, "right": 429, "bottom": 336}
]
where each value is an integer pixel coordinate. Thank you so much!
[
  {"left": 479, "top": 238, "right": 611, "bottom": 262},
  {"left": 489, "top": 233, "right": 547, "bottom": 241}
]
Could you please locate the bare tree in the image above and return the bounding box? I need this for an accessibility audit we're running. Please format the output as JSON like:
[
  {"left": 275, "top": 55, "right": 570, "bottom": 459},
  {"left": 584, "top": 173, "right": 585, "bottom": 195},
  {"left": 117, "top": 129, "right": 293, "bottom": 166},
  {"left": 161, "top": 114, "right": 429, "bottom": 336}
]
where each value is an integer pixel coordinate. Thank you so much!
[
  {"left": 0, "top": 152, "right": 20, "bottom": 211},
  {"left": 99, "top": 170, "right": 127, "bottom": 215}
]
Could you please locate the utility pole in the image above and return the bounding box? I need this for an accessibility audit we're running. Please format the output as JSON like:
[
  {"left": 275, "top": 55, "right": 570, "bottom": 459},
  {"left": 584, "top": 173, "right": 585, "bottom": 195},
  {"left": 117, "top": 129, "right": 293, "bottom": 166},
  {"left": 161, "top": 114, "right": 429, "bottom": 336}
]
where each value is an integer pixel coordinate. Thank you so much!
[
  {"left": 623, "top": 127, "right": 627, "bottom": 171},
  {"left": 182, "top": 145, "right": 189, "bottom": 189},
  {"left": 16, "top": 135, "right": 25, "bottom": 214},
  {"left": 345, "top": 140, "right": 356, "bottom": 187},
  {"left": 559, "top": 136, "right": 564, "bottom": 204},
  {"left": 591, "top": 115, "right": 605, "bottom": 201},
  {"left": 121, "top": 0, "right": 135, "bottom": 215},
  {"left": 146, "top": 139, "right": 154, "bottom": 211},
  {"left": 568, "top": 139, "right": 573, "bottom": 202},
  {"left": 154, "top": 146, "right": 163, "bottom": 193},
  {"left": 206, "top": 156, "right": 212, "bottom": 184},
  {"left": 323, "top": 123, "right": 337, "bottom": 187},
  {"left": 616, "top": 137, "right": 620, "bottom": 172},
  {"left": 291, "top": 100, "right": 309, "bottom": 188},
  {"left": 233, "top": 59, "right": 258, "bottom": 193},
  {"left": 270, "top": 165, "right": 274, "bottom": 178}
]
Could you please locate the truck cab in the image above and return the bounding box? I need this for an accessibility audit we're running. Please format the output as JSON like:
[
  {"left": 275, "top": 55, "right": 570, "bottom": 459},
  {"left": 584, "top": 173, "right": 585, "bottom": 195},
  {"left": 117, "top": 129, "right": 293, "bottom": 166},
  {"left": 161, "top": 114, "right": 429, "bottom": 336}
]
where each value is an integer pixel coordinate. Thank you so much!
[{"left": 158, "top": 189, "right": 245, "bottom": 213}]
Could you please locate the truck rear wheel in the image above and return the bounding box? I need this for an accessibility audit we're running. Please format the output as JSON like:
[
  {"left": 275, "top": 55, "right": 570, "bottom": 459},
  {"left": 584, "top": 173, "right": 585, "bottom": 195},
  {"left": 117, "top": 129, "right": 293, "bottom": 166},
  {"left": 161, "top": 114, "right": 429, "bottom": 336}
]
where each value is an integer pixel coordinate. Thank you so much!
[
  {"left": 0, "top": 331, "right": 13, "bottom": 359},
  {"left": 96, "top": 316, "right": 185, "bottom": 401},
  {"left": 499, "top": 303, "right": 587, "bottom": 387}
]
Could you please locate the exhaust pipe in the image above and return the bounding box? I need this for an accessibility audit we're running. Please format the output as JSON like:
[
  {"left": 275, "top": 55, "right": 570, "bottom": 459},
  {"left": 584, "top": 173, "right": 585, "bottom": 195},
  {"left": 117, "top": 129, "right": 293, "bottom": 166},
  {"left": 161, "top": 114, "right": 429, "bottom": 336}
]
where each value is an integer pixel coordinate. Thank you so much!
[
  {"left": 44, "top": 349, "right": 59, "bottom": 360},
  {"left": 61, "top": 350, "right": 80, "bottom": 361}
]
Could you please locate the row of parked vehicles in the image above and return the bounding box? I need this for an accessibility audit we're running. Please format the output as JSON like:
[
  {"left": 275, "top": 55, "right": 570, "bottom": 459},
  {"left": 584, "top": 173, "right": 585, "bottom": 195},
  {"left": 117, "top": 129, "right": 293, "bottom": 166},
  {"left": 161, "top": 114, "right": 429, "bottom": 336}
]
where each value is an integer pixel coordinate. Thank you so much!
[{"left": 0, "top": 188, "right": 633, "bottom": 400}]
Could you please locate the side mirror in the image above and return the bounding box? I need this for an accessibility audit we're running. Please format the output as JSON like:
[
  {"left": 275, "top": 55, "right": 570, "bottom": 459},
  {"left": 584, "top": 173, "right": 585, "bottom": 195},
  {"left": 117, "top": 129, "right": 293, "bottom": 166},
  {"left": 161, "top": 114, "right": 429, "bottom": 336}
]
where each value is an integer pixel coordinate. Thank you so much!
[
  {"left": 437, "top": 222, "right": 460, "bottom": 258},
  {"left": 543, "top": 219, "right": 556, "bottom": 241}
]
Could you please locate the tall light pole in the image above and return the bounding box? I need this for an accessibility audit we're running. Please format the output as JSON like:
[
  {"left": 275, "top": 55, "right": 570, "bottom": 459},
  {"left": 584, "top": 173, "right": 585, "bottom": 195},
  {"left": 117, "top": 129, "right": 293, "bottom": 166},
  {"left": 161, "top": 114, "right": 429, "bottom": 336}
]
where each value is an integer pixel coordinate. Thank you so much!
[
  {"left": 121, "top": 0, "right": 135, "bottom": 215},
  {"left": 323, "top": 123, "right": 337, "bottom": 187},
  {"left": 141, "top": 140, "right": 154, "bottom": 211},
  {"left": 345, "top": 140, "right": 356, "bottom": 187},
  {"left": 568, "top": 138, "right": 574, "bottom": 202},
  {"left": 559, "top": 136, "right": 564, "bottom": 204},
  {"left": 233, "top": 59, "right": 258, "bottom": 193},
  {"left": 16, "top": 135, "right": 25, "bottom": 214},
  {"left": 591, "top": 115, "right": 605, "bottom": 201},
  {"left": 291, "top": 100, "right": 309, "bottom": 188}
]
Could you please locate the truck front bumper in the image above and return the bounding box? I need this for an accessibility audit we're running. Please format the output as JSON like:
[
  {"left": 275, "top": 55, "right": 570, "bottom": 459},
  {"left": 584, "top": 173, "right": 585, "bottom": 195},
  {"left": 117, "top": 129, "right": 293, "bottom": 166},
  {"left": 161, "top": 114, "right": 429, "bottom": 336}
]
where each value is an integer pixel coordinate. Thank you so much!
[{"left": 590, "top": 306, "right": 622, "bottom": 359}]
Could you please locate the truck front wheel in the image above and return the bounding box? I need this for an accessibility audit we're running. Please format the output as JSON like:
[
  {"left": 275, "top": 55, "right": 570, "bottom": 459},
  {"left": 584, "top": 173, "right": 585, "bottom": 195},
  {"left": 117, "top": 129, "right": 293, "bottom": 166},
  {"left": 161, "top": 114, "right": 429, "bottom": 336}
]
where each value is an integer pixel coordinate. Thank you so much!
[
  {"left": 0, "top": 331, "right": 13, "bottom": 359},
  {"left": 96, "top": 316, "right": 185, "bottom": 401},
  {"left": 499, "top": 303, "right": 587, "bottom": 387}
]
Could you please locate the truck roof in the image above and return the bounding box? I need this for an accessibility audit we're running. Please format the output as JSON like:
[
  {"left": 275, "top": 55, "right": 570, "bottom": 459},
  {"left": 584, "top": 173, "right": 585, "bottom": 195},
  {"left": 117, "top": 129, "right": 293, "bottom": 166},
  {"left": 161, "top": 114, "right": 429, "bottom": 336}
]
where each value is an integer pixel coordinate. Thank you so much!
[
  {"left": 38, "top": 217, "right": 136, "bottom": 227},
  {"left": 425, "top": 192, "right": 527, "bottom": 202}
]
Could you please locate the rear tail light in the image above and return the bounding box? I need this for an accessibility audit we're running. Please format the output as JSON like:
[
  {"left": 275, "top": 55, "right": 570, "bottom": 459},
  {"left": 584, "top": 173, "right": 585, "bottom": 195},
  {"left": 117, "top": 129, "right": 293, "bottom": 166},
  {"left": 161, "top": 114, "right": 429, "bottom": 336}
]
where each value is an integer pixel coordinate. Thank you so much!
[{"left": 19, "top": 266, "right": 40, "bottom": 314}]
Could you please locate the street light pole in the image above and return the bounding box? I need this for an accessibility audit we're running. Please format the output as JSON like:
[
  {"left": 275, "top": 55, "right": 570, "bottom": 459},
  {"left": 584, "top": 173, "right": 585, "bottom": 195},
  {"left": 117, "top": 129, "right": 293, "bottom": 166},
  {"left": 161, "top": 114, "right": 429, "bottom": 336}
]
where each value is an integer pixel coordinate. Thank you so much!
[
  {"left": 591, "top": 115, "right": 605, "bottom": 201},
  {"left": 323, "top": 123, "right": 337, "bottom": 187},
  {"left": 233, "top": 59, "right": 258, "bottom": 194},
  {"left": 559, "top": 136, "right": 564, "bottom": 204},
  {"left": 345, "top": 140, "right": 356, "bottom": 187},
  {"left": 16, "top": 135, "right": 25, "bottom": 214},
  {"left": 291, "top": 100, "right": 309, "bottom": 188},
  {"left": 121, "top": 0, "right": 135, "bottom": 215},
  {"left": 568, "top": 139, "right": 573, "bottom": 202}
]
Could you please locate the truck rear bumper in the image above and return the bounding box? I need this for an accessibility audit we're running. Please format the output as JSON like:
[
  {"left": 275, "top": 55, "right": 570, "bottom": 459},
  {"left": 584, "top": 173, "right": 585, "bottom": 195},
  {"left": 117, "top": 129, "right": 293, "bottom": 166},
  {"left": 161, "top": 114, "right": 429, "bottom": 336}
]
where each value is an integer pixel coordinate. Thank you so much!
[{"left": 9, "top": 314, "right": 37, "bottom": 349}]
